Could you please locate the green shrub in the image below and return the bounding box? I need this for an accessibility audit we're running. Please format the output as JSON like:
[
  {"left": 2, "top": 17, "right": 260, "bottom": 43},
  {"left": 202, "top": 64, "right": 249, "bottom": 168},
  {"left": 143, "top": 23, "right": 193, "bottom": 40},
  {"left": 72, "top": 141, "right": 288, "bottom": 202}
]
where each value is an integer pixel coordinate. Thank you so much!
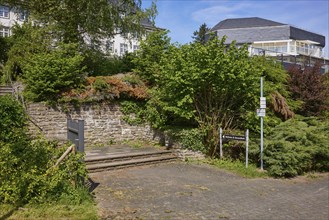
[
  {"left": 178, "top": 128, "right": 206, "bottom": 153},
  {"left": 0, "top": 95, "right": 28, "bottom": 142},
  {"left": 0, "top": 96, "right": 88, "bottom": 205},
  {"left": 84, "top": 50, "right": 136, "bottom": 76},
  {"left": 93, "top": 77, "right": 110, "bottom": 92},
  {"left": 165, "top": 127, "right": 206, "bottom": 153},
  {"left": 23, "top": 43, "right": 85, "bottom": 102},
  {"left": 120, "top": 100, "right": 147, "bottom": 125},
  {"left": 122, "top": 74, "right": 144, "bottom": 87},
  {"left": 264, "top": 117, "right": 329, "bottom": 177},
  {"left": 0, "top": 137, "right": 87, "bottom": 205}
]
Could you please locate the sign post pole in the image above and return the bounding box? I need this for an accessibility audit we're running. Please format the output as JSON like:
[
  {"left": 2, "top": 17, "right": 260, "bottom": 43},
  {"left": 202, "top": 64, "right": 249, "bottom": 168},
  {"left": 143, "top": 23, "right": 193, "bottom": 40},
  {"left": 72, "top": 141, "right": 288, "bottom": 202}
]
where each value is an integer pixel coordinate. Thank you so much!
[
  {"left": 246, "top": 129, "right": 249, "bottom": 168},
  {"left": 219, "top": 128, "right": 223, "bottom": 159},
  {"left": 260, "top": 77, "right": 264, "bottom": 170}
]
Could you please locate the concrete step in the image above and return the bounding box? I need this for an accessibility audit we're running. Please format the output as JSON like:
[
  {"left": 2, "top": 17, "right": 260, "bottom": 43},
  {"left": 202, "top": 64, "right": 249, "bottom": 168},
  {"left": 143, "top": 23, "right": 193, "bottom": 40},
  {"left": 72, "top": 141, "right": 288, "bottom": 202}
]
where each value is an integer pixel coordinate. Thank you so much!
[
  {"left": 86, "top": 151, "right": 178, "bottom": 172},
  {"left": 85, "top": 150, "right": 173, "bottom": 165},
  {"left": 0, "top": 86, "right": 13, "bottom": 96}
]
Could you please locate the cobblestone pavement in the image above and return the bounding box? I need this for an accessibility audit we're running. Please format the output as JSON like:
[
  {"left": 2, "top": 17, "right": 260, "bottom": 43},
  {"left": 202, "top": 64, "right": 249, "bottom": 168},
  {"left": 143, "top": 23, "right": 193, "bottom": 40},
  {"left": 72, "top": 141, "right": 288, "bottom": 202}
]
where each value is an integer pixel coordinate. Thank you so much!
[{"left": 89, "top": 162, "right": 329, "bottom": 220}]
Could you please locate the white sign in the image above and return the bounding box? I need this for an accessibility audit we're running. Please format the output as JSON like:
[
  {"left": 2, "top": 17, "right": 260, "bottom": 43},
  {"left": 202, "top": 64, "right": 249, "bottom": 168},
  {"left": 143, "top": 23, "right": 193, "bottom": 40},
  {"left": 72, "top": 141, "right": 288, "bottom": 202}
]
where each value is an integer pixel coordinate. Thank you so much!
[
  {"left": 260, "top": 97, "right": 266, "bottom": 109},
  {"left": 257, "top": 108, "right": 266, "bottom": 117}
]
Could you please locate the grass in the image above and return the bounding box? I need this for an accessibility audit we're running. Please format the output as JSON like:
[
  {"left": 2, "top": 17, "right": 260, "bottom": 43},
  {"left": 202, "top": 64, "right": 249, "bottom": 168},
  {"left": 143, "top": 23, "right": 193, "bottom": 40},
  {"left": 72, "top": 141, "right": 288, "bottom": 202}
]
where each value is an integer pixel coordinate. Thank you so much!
[
  {"left": 0, "top": 200, "right": 98, "bottom": 220},
  {"left": 191, "top": 158, "right": 268, "bottom": 178}
]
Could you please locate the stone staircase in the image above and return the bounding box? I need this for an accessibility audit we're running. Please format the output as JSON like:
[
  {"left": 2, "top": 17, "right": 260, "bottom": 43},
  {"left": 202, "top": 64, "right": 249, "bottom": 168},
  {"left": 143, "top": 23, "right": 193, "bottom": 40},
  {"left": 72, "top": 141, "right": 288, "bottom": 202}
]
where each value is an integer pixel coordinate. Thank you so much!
[
  {"left": 0, "top": 86, "right": 13, "bottom": 96},
  {"left": 85, "top": 146, "right": 178, "bottom": 173}
]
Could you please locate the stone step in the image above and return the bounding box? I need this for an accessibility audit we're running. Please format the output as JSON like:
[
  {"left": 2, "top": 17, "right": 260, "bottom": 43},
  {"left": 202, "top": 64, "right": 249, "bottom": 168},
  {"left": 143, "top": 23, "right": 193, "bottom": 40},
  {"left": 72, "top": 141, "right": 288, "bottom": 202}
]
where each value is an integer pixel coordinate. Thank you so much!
[
  {"left": 85, "top": 150, "right": 173, "bottom": 165},
  {"left": 86, "top": 153, "right": 178, "bottom": 173},
  {"left": 0, "top": 86, "right": 13, "bottom": 96},
  {"left": 87, "top": 154, "right": 178, "bottom": 172}
]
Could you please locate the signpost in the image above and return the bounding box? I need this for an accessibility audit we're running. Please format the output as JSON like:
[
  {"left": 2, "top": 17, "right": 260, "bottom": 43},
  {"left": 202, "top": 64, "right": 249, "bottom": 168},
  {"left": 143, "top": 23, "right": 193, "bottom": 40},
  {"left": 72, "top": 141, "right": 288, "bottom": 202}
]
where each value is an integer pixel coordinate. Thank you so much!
[
  {"left": 219, "top": 128, "right": 249, "bottom": 168},
  {"left": 257, "top": 77, "right": 265, "bottom": 170},
  {"left": 222, "top": 135, "right": 246, "bottom": 141}
]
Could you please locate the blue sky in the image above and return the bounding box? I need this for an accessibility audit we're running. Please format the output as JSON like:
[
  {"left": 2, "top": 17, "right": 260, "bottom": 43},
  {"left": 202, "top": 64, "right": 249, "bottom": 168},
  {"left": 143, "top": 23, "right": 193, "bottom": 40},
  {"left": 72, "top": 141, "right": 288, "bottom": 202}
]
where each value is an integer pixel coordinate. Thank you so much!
[{"left": 142, "top": 0, "right": 329, "bottom": 56}]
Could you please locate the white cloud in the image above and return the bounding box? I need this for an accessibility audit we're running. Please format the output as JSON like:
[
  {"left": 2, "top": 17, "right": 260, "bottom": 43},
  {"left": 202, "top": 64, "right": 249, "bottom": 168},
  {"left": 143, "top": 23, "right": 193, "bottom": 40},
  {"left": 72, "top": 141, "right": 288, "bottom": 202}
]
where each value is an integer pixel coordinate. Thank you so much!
[{"left": 192, "top": 2, "right": 252, "bottom": 26}]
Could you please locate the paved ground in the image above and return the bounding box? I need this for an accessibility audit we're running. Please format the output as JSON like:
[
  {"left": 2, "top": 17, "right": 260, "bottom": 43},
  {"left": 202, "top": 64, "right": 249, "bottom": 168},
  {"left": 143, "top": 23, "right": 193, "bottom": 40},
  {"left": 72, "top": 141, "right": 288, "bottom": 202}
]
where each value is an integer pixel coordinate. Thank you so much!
[{"left": 89, "top": 162, "right": 329, "bottom": 220}]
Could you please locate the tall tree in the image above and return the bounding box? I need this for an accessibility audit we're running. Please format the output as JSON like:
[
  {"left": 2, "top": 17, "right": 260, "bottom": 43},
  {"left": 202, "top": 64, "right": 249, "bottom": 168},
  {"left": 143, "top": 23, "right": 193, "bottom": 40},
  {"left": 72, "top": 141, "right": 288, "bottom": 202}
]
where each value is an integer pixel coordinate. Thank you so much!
[
  {"left": 288, "top": 62, "right": 329, "bottom": 117},
  {"left": 134, "top": 32, "right": 294, "bottom": 157},
  {"left": 1, "top": 0, "right": 157, "bottom": 80},
  {"left": 148, "top": 37, "right": 263, "bottom": 156},
  {"left": 0, "top": 0, "right": 157, "bottom": 44},
  {"left": 133, "top": 30, "right": 171, "bottom": 85},
  {"left": 2, "top": 23, "right": 51, "bottom": 81},
  {"left": 192, "top": 23, "right": 210, "bottom": 44},
  {"left": 0, "top": 36, "right": 11, "bottom": 83}
]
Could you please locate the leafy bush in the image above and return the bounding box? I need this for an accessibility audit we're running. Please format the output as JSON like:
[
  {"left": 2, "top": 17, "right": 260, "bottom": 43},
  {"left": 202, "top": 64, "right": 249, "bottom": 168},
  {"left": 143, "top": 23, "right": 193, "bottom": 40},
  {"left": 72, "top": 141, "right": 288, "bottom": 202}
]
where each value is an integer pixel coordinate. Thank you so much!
[
  {"left": 0, "top": 95, "right": 28, "bottom": 142},
  {"left": 93, "top": 77, "right": 110, "bottom": 92},
  {"left": 264, "top": 117, "right": 329, "bottom": 177},
  {"left": 0, "top": 96, "right": 88, "bottom": 204},
  {"left": 165, "top": 127, "right": 206, "bottom": 153},
  {"left": 83, "top": 49, "right": 136, "bottom": 76},
  {"left": 120, "top": 100, "right": 147, "bottom": 125},
  {"left": 23, "top": 43, "right": 85, "bottom": 102}
]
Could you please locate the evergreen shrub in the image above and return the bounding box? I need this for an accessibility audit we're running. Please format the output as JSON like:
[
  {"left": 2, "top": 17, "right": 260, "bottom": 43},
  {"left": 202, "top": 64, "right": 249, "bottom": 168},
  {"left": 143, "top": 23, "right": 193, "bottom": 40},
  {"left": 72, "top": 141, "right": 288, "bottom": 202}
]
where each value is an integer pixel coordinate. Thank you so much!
[{"left": 264, "top": 117, "right": 329, "bottom": 177}]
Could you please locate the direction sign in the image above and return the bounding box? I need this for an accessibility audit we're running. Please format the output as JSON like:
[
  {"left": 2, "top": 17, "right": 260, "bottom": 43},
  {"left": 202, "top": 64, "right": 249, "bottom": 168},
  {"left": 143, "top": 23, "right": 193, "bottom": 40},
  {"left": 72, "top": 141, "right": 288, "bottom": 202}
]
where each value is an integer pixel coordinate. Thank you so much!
[
  {"left": 222, "top": 135, "right": 246, "bottom": 141},
  {"left": 260, "top": 97, "right": 266, "bottom": 109},
  {"left": 257, "top": 108, "right": 266, "bottom": 117}
]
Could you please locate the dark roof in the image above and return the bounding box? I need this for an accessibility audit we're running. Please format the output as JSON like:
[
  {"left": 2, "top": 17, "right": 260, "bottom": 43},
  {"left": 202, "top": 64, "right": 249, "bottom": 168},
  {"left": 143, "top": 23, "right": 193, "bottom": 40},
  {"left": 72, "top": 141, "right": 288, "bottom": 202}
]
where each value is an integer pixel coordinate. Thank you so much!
[
  {"left": 141, "top": 18, "right": 154, "bottom": 28},
  {"left": 211, "top": 17, "right": 286, "bottom": 31},
  {"left": 210, "top": 17, "right": 325, "bottom": 47}
]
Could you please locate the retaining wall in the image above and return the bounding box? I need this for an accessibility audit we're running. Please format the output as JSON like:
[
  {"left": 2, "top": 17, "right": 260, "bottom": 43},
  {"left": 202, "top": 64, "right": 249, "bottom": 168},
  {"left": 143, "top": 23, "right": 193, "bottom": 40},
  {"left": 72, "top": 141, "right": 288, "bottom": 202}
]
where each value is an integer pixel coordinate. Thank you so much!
[{"left": 27, "top": 102, "right": 162, "bottom": 146}]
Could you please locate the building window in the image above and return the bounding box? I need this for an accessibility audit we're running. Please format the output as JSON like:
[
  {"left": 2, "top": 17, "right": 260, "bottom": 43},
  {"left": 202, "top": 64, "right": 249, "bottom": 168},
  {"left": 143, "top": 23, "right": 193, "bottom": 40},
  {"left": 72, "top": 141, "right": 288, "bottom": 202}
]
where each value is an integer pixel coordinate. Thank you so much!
[
  {"left": 105, "top": 40, "right": 114, "bottom": 53},
  {"left": 133, "top": 45, "right": 139, "bottom": 52},
  {"left": 18, "top": 10, "right": 28, "bottom": 21},
  {"left": 0, "top": 6, "right": 10, "bottom": 18},
  {"left": 133, "top": 31, "right": 138, "bottom": 39},
  {"left": 0, "top": 26, "right": 10, "bottom": 37},
  {"left": 120, "top": 43, "right": 128, "bottom": 55}
]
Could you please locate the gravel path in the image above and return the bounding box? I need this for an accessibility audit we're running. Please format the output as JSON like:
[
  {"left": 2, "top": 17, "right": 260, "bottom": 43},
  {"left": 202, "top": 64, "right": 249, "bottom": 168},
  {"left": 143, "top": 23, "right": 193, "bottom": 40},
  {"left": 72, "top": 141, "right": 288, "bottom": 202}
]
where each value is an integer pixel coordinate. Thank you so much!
[{"left": 89, "top": 162, "right": 329, "bottom": 220}]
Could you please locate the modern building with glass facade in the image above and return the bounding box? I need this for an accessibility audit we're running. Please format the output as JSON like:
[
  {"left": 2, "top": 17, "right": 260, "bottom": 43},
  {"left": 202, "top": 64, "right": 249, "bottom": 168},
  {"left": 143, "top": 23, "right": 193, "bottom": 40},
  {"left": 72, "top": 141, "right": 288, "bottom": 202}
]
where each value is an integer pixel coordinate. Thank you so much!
[{"left": 211, "top": 17, "right": 329, "bottom": 72}]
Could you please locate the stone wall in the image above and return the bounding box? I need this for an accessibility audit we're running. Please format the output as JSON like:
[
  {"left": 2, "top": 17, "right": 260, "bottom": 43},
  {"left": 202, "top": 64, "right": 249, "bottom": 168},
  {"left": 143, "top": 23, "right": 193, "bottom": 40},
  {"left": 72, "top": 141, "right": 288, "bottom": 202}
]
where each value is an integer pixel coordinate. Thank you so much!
[{"left": 27, "top": 102, "right": 161, "bottom": 146}]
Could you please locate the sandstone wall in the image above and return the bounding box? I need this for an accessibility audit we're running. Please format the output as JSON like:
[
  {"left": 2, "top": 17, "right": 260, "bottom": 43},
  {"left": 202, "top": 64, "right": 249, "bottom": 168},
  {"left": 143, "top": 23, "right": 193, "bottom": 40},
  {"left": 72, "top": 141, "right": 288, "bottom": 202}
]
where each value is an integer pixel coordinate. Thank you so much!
[{"left": 27, "top": 103, "right": 161, "bottom": 146}]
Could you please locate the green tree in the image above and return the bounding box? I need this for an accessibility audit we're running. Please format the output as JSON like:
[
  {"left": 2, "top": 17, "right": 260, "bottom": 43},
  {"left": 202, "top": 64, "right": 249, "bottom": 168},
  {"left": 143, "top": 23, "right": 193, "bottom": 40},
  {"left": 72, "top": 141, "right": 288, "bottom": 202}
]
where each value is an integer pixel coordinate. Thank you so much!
[
  {"left": 246, "top": 56, "right": 296, "bottom": 131},
  {"left": 0, "top": 0, "right": 157, "bottom": 44},
  {"left": 1, "top": 0, "right": 157, "bottom": 80},
  {"left": 2, "top": 23, "right": 51, "bottom": 82},
  {"left": 23, "top": 43, "right": 85, "bottom": 102},
  {"left": 288, "top": 62, "right": 329, "bottom": 117},
  {"left": 149, "top": 37, "right": 263, "bottom": 156},
  {"left": 0, "top": 36, "right": 11, "bottom": 83},
  {"left": 84, "top": 49, "right": 136, "bottom": 76},
  {"left": 134, "top": 32, "right": 294, "bottom": 157},
  {"left": 192, "top": 23, "right": 210, "bottom": 44},
  {"left": 133, "top": 30, "right": 171, "bottom": 85}
]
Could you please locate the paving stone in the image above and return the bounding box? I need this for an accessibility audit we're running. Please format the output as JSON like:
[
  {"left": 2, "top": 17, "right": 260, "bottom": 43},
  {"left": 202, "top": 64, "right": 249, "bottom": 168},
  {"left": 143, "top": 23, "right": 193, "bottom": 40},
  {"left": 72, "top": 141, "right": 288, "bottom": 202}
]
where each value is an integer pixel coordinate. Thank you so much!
[{"left": 89, "top": 162, "right": 329, "bottom": 220}]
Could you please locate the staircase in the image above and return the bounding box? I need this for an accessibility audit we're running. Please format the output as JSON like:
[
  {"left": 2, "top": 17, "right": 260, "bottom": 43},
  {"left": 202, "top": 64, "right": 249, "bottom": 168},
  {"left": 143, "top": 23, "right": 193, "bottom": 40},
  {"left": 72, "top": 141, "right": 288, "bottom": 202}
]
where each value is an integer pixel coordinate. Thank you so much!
[
  {"left": 0, "top": 86, "right": 13, "bottom": 96},
  {"left": 86, "top": 147, "right": 178, "bottom": 173}
]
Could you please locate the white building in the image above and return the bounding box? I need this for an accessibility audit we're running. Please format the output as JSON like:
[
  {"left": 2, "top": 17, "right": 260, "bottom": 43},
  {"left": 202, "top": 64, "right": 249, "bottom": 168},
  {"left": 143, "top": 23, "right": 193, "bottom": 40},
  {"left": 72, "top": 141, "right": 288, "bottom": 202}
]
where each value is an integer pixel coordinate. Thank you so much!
[
  {"left": 0, "top": 5, "right": 27, "bottom": 37},
  {"left": 1, "top": 5, "right": 156, "bottom": 56},
  {"left": 96, "top": 19, "right": 157, "bottom": 56},
  {"left": 210, "top": 17, "right": 329, "bottom": 72}
]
